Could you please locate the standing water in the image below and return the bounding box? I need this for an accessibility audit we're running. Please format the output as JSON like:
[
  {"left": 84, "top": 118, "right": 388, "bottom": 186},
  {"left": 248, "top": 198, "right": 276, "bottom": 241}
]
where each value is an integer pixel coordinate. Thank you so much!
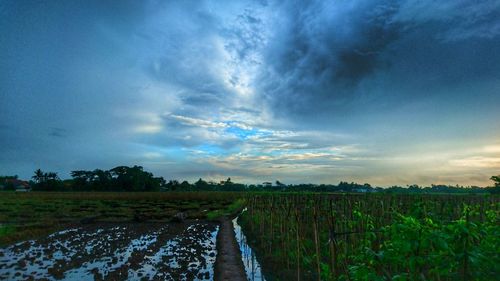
[
  {"left": 0, "top": 223, "right": 218, "bottom": 280},
  {"left": 232, "top": 209, "right": 267, "bottom": 281}
]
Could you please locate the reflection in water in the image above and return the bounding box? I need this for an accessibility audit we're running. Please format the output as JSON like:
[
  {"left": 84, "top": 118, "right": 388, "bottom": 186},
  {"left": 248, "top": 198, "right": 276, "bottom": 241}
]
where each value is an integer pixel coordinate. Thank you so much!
[
  {"left": 0, "top": 223, "right": 218, "bottom": 280},
  {"left": 233, "top": 209, "right": 267, "bottom": 281}
]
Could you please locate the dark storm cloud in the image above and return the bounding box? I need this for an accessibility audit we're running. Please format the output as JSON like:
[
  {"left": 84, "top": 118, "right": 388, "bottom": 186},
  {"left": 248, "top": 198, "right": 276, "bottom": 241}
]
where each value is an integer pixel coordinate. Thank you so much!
[
  {"left": 257, "top": 0, "right": 401, "bottom": 115},
  {"left": 1, "top": 0, "right": 499, "bottom": 186},
  {"left": 257, "top": 0, "right": 500, "bottom": 123}
]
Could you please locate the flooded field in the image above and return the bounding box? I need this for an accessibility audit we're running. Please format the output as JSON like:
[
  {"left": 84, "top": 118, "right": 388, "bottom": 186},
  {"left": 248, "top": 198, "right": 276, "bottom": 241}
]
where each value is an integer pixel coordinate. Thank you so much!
[{"left": 0, "top": 222, "right": 218, "bottom": 280}]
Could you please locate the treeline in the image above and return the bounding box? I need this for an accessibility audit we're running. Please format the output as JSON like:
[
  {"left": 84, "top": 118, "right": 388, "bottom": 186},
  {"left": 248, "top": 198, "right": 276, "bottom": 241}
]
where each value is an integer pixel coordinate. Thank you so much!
[
  {"left": 2, "top": 168, "right": 500, "bottom": 194},
  {"left": 164, "top": 179, "right": 500, "bottom": 194},
  {"left": 166, "top": 178, "right": 246, "bottom": 191},
  {"left": 30, "top": 166, "right": 165, "bottom": 192}
]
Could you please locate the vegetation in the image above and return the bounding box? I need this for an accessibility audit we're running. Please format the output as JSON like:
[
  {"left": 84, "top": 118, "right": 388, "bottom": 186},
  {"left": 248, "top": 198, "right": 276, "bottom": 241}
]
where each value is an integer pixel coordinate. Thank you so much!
[
  {"left": 240, "top": 193, "right": 500, "bottom": 280},
  {"left": 165, "top": 177, "right": 246, "bottom": 191},
  {"left": 0, "top": 175, "right": 20, "bottom": 191},
  {"left": 1, "top": 173, "right": 499, "bottom": 280},
  {"left": 31, "top": 169, "right": 63, "bottom": 191},
  {"left": 206, "top": 198, "right": 246, "bottom": 220},
  {"left": 4, "top": 170, "right": 500, "bottom": 194},
  {"left": 28, "top": 166, "right": 166, "bottom": 192},
  {"left": 0, "top": 192, "right": 243, "bottom": 246},
  {"left": 70, "top": 166, "right": 166, "bottom": 192},
  {"left": 490, "top": 176, "right": 500, "bottom": 193},
  {"left": 491, "top": 176, "right": 500, "bottom": 186},
  {"left": 0, "top": 225, "right": 15, "bottom": 239},
  {"left": 164, "top": 178, "right": 500, "bottom": 194},
  {"left": 2, "top": 170, "right": 500, "bottom": 279}
]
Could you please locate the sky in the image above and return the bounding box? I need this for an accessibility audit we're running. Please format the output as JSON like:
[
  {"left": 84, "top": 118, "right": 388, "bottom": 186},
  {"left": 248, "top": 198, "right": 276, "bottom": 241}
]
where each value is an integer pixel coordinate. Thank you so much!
[{"left": 1, "top": 0, "right": 499, "bottom": 187}]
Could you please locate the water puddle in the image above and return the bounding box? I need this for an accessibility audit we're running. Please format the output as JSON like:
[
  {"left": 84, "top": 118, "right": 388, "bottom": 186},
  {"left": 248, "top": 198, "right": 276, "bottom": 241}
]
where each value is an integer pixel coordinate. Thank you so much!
[
  {"left": 233, "top": 209, "right": 267, "bottom": 281},
  {"left": 0, "top": 222, "right": 218, "bottom": 280}
]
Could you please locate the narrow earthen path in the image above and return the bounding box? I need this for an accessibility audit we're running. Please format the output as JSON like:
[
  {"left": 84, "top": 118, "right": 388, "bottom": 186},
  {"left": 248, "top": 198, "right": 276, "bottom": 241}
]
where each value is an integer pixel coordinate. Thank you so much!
[{"left": 214, "top": 218, "right": 247, "bottom": 281}]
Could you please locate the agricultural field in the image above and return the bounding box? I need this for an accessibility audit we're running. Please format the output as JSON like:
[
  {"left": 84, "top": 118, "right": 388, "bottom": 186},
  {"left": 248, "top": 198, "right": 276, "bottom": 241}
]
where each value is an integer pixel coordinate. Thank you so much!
[
  {"left": 0, "top": 192, "right": 242, "bottom": 246},
  {"left": 1, "top": 192, "right": 499, "bottom": 280},
  {"left": 0, "top": 192, "right": 246, "bottom": 280},
  {"left": 239, "top": 193, "right": 500, "bottom": 280},
  {"left": 3, "top": 0, "right": 500, "bottom": 279}
]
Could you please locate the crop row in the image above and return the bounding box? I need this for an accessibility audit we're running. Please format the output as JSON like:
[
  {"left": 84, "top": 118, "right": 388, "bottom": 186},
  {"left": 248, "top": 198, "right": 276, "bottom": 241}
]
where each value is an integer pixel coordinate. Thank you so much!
[{"left": 240, "top": 194, "right": 500, "bottom": 280}]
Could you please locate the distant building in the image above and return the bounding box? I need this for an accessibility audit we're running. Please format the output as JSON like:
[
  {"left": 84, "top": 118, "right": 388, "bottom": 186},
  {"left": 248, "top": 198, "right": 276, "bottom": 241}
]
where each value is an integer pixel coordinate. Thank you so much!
[{"left": 5, "top": 179, "right": 31, "bottom": 192}]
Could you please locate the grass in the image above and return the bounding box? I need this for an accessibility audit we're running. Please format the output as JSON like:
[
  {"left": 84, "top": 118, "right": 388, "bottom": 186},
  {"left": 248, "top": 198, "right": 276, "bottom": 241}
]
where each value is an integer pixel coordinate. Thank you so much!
[
  {"left": 0, "top": 191, "right": 245, "bottom": 246},
  {"left": 206, "top": 198, "right": 246, "bottom": 220},
  {"left": 0, "top": 225, "right": 15, "bottom": 238}
]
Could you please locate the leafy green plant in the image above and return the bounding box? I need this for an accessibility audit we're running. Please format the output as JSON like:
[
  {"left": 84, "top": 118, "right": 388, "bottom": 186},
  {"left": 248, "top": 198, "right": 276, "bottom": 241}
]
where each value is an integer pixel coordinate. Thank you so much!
[
  {"left": 242, "top": 194, "right": 499, "bottom": 281},
  {"left": 345, "top": 205, "right": 500, "bottom": 280}
]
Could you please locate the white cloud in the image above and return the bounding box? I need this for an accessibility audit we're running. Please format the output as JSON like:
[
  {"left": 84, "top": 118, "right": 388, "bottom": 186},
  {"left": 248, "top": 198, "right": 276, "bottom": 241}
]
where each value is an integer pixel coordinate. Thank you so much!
[
  {"left": 450, "top": 157, "right": 500, "bottom": 168},
  {"left": 168, "top": 114, "right": 229, "bottom": 129}
]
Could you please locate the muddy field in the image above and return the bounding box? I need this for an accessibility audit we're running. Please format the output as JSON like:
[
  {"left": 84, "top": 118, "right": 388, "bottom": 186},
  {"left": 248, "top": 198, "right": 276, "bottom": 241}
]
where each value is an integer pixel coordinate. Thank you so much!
[
  {"left": 0, "top": 192, "right": 243, "bottom": 246},
  {"left": 0, "top": 222, "right": 218, "bottom": 280},
  {"left": 0, "top": 192, "right": 268, "bottom": 281}
]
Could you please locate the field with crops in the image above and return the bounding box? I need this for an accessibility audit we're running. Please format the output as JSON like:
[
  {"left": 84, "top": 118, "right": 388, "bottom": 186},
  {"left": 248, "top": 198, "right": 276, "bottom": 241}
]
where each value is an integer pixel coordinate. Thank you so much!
[
  {"left": 1, "top": 192, "right": 499, "bottom": 280},
  {"left": 240, "top": 194, "right": 500, "bottom": 280},
  {"left": 0, "top": 192, "right": 243, "bottom": 246},
  {"left": 0, "top": 192, "right": 248, "bottom": 280}
]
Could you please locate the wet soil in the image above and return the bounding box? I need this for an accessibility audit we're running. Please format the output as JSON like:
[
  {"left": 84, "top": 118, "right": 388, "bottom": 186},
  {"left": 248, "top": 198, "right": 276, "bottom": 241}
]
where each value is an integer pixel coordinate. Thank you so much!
[
  {"left": 0, "top": 221, "right": 218, "bottom": 280},
  {"left": 214, "top": 218, "right": 247, "bottom": 281}
]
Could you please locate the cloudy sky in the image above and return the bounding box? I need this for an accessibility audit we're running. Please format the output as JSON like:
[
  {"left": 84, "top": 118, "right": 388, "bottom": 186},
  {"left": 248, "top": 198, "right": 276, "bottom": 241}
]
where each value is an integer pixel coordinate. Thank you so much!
[{"left": 1, "top": 0, "right": 499, "bottom": 186}]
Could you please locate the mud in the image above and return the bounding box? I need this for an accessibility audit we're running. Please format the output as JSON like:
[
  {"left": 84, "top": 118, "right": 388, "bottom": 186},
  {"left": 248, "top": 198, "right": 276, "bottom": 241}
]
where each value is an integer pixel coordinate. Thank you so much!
[
  {"left": 0, "top": 222, "right": 218, "bottom": 280},
  {"left": 214, "top": 218, "right": 246, "bottom": 281}
]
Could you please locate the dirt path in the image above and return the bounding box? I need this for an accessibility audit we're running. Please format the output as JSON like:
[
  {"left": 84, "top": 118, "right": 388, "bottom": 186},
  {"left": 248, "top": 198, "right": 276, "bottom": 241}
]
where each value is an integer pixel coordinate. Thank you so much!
[{"left": 214, "top": 218, "right": 247, "bottom": 281}]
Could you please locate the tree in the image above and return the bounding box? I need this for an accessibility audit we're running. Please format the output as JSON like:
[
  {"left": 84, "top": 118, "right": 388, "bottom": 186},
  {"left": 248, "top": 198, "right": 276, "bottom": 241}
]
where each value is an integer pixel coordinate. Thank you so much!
[
  {"left": 195, "top": 178, "right": 208, "bottom": 190},
  {"left": 46, "top": 172, "right": 59, "bottom": 181},
  {"left": 180, "top": 180, "right": 191, "bottom": 190},
  {"left": 166, "top": 180, "right": 180, "bottom": 191},
  {"left": 408, "top": 184, "right": 421, "bottom": 192},
  {"left": 32, "top": 169, "right": 44, "bottom": 184},
  {"left": 71, "top": 170, "right": 92, "bottom": 190},
  {"left": 491, "top": 175, "right": 500, "bottom": 187},
  {"left": 91, "top": 169, "right": 112, "bottom": 190},
  {"left": 4, "top": 181, "right": 15, "bottom": 191},
  {"left": 32, "top": 169, "right": 63, "bottom": 191},
  {"left": 70, "top": 166, "right": 164, "bottom": 191}
]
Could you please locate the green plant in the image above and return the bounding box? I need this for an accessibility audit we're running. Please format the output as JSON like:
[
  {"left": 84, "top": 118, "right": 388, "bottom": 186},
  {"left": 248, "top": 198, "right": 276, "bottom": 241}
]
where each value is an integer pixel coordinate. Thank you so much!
[
  {"left": 206, "top": 198, "right": 245, "bottom": 220},
  {"left": 241, "top": 193, "right": 499, "bottom": 281},
  {"left": 0, "top": 225, "right": 15, "bottom": 238}
]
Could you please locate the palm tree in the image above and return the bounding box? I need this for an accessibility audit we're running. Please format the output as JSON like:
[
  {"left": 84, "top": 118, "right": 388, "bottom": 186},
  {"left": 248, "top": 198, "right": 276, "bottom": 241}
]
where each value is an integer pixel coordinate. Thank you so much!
[{"left": 32, "top": 169, "right": 44, "bottom": 184}]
